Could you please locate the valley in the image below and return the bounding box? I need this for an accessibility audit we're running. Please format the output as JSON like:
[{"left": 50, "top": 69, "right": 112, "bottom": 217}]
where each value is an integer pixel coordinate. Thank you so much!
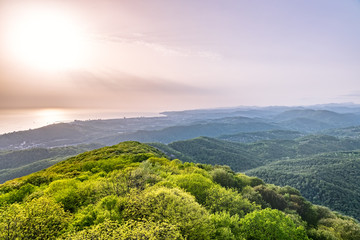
[{"left": 1, "top": 104, "right": 360, "bottom": 224}]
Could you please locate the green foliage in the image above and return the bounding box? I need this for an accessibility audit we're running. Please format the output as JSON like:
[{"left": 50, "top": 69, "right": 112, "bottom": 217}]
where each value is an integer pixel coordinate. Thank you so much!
[
  {"left": 45, "top": 178, "right": 100, "bottom": 212},
  {"left": 0, "top": 203, "right": 25, "bottom": 240},
  {"left": 238, "top": 208, "right": 309, "bottom": 240},
  {"left": 46, "top": 179, "right": 82, "bottom": 212},
  {"left": 205, "top": 185, "right": 257, "bottom": 217},
  {"left": 169, "top": 173, "right": 214, "bottom": 205},
  {"left": 307, "top": 227, "right": 340, "bottom": 240},
  {"left": 0, "top": 141, "right": 359, "bottom": 239},
  {"left": 50, "top": 141, "right": 164, "bottom": 175},
  {"left": 289, "top": 194, "right": 320, "bottom": 226},
  {"left": 126, "top": 161, "right": 163, "bottom": 190},
  {"left": 72, "top": 204, "right": 98, "bottom": 230},
  {"left": 235, "top": 173, "right": 264, "bottom": 187},
  {"left": 247, "top": 151, "right": 360, "bottom": 220},
  {"left": 166, "top": 137, "right": 262, "bottom": 171},
  {"left": 254, "top": 185, "right": 288, "bottom": 211},
  {"left": 210, "top": 167, "right": 241, "bottom": 189},
  {"left": 123, "top": 186, "right": 213, "bottom": 239},
  {"left": 66, "top": 219, "right": 184, "bottom": 240},
  {"left": 210, "top": 211, "right": 243, "bottom": 240},
  {"left": 318, "top": 217, "right": 360, "bottom": 240},
  {"left": 162, "top": 135, "right": 360, "bottom": 172},
  {"left": 241, "top": 185, "right": 271, "bottom": 208},
  {"left": 0, "top": 197, "right": 70, "bottom": 239},
  {"left": 0, "top": 183, "right": 36, "bottom": 205},
  {"left": 158, "top": 136, "right": 360, "bottom": 221}
]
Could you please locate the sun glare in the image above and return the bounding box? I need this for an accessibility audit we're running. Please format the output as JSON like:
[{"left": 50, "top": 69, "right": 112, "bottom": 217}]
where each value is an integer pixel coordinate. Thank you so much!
[
  {"left": 4, "top": 4, "right": 88, "bottom": 71},
  {"left": 35, "top": 109, "right": 67, "bottom": 126}
]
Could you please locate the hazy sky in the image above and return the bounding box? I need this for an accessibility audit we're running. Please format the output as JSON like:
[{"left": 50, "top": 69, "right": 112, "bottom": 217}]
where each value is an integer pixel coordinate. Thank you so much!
[{"left": 1, "top": 0, "right": 360, "bottom": 111}]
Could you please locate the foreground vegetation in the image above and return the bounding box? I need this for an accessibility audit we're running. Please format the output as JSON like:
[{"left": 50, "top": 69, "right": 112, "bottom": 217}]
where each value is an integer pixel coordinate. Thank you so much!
[{"left": 0, "top": 142, "right": 359, "bottom": 239}]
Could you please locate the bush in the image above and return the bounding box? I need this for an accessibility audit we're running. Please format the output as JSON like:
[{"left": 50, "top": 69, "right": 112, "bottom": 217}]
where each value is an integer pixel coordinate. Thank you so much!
[
  {"left": 239, "top": 208, "right": 309, "bottom": 240},
  {"left": 123, "top": 187, "right": 214, "bottom": 239}
]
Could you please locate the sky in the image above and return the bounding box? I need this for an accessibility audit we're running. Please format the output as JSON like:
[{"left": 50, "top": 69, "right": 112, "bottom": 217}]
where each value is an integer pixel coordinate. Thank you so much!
[{"left": 1, "top": 0, "right": 360, "bottom": 112}]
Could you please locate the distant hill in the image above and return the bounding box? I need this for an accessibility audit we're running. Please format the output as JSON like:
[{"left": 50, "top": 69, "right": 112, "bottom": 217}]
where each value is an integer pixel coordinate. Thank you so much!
[
  {"left": 0, "top": 142, "right": 358, "bottom": 239},
  {"left": 0, "top": 117, "right": 176, "bottom": 150},
  {"left": 218, "top": 130, "right": 304, "bottom": 143},
  {"left": 0, "top": 113, "right": 279, "bottom": 150},
  {"left": 305, "top": 102, "right": 360, "bottom": 114},
  {"left": 2, "top": 106, "right": 360, "bottom": 151},
  {"left": 0, "top": 144, "right": 102, "bottom": 183},
  {"left": 324, "top": 126, "right": 360, "bottom": 138},
  {"left": 274, "top": 109, "right": 357, "bottom": 123},
  {"left": 98, "top": 117, "right": 280, "bottom": 145},
  {"left": 152, "top": 135, "right": 360, "bottom": 171},
  {"left": 273, "top": 109, "right": 360, "bottom": 132},
  {"left": 151, "top": 137, "right": 263, "bottom": 170},
  {"left": 162, "top": 105, "right": 294, "bottom": 119}
]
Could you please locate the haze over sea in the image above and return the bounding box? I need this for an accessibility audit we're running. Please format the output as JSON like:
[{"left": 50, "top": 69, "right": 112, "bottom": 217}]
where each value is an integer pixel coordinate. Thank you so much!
[{"left": 0, "top": 109, "right": 161, "bottom": 135}]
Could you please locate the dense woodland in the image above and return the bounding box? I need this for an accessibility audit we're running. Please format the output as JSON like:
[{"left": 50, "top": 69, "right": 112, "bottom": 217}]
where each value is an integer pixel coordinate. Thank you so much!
[
  {"left": 150, "top": 135, "right": 360, "bottom": 221},
  {"left": 0, "top": 142, "right": 359, "bottom": 239},
  {"left": 246, "top": 151, "right": 360, "bottom": 220}
]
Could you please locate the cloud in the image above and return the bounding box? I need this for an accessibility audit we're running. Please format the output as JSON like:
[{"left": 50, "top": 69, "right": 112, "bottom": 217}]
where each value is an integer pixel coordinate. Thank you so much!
[
  {"left": 55, "top": 70, "right": 218, "bottom": 111},
  {"left": 67, "top": 70, "right": 212, "bottom": 95},
  {"left": 341, "top": 92, "right": 360, "bottom": 98},
  {"left": 93, "top": 32, "right": 222, "bottom": 60},
  {"left": 342, "top": 92, "right": 360, "bottom": 97}
]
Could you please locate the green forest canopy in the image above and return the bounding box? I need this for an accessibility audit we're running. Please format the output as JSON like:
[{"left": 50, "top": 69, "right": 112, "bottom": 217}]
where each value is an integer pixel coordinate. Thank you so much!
[{"left": 0, "top": 142, "right": 359, "bottom": 239}]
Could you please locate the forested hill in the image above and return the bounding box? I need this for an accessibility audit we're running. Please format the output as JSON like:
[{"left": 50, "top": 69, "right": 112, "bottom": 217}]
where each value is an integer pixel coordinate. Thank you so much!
[
  {"left": 150, "top": 135, "right": 360, "bottom": 221},
  {"left": 1, "top": 142, "right": 359, "bottom": 239},
  {"left": 246, "top": 151, "right": 360, "bottom": 221},
  {"left": 0, "top": 144, "right": 103, "bottom": 184},
  {"left": 152, "top": 135, "right": 360, "bottom": 171}
]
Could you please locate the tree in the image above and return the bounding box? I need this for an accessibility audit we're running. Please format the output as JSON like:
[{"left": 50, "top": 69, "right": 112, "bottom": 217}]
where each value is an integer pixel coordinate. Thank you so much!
[
  {"left": 170, "top": 173, "right": 214, "bottom": 204},
  {"left": 0, "top": 203, "right": 25, "bottom": 240},
  {"left": 210, "top": 211, "right": 244, "bottom": 240},
  {"left": 254, "top": 185, "right": 287, "bottom": 210},
  {"left": 238, "top": 208, "right": 309, "bottom": 240},
  {"left": 205, "top": 185, "right": 256, "bottom": 217},
  {"left": 0, "top": 197, "right": 70, "bottom": 240},
  {"left": 123, "top": 187, "right": 214, "bottom": 239}
]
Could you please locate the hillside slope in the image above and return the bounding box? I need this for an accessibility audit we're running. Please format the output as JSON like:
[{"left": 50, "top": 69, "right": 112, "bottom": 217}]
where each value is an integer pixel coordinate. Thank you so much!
[
  {"left": 246, "top": 152, "right": 360, "bottom": 220},
  {"left": 218, "top": 130, "right": 304, "bottom": 143},
  {"left": 1, "top": 142, "right": 358, "bottom": 239},
  {"left": 0, "top": 144, "right": 103, "bottom": 183},
  {"left": 2, "top": 106, "right": 360, "bottom": 151},
  {"left": 97, "top": 116, "right": 279, "bottom": 145},
  {"left": 151, "top": 136, "right": 360, "bottom": 220},
  {"left": 153, "top": 135, "right": 360, "bottom": 171},
  {"left": 273, "top": 109, "right": 360, "bottom": 131}
]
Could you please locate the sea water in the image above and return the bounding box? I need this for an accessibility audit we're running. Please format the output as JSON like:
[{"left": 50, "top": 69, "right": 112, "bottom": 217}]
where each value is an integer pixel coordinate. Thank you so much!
[{"left": 0, "top": 108, "right": 161, "bottom": 134}]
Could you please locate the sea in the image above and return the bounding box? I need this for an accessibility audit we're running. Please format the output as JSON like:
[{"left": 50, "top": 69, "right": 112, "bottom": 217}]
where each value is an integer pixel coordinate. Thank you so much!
[{"left": 0, "top": 108, "right": 161, "bottom": 135}]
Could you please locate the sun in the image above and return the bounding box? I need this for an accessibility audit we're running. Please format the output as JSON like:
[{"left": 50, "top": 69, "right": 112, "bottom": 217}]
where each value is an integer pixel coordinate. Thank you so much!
[{"left": 3, "top": 4, "right": 88, "bottom": 71}]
